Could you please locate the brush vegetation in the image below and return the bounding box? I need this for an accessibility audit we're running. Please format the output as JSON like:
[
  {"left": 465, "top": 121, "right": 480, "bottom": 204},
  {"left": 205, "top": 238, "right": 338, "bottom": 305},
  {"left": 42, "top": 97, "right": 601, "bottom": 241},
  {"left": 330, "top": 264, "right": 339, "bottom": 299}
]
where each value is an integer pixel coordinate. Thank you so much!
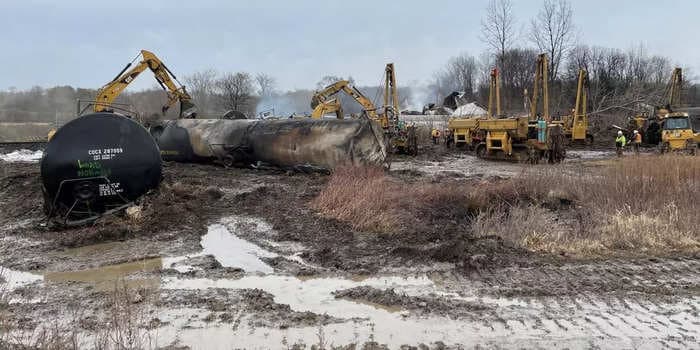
[{"left": 311, "top": 155, "right": 700, "bottom": 257}]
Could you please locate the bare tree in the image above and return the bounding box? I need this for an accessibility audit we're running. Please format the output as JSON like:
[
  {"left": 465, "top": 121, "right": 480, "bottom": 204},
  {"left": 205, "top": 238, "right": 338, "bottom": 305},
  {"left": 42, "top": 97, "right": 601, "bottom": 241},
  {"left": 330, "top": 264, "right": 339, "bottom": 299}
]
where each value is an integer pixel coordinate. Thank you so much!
[
  {"left": 529, "top": 0, "right": 575, "bottom": 82},
  {"left": 255, "top": 73, "right": 277, "bottom": 98},
  {"left": 184, "top": 69, "right": 217, "bottom": 114},
  {"left": 429, "top": 53, "right": 479, "bottom": 104},
  {"left": 447, "top": 54, "right": 478, "bottom": 99},
  {"left": 216, "top": 72, "right": 254, "bottom": 114},
  {"left": 480, "top": 0, "right": 517, "bottom": 64},
  {"left": 315, "top": 75, "right": 351, "bottom": 90}
]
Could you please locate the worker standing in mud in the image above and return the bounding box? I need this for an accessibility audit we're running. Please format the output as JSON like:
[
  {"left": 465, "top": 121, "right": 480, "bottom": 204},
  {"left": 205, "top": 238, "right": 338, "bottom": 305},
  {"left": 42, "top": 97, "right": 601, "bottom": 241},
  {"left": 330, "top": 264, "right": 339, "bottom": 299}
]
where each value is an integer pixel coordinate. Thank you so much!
[
  {"left": 444, "top": 128, "right": 453, "bottom": 148},
  {"left": 632, "top": 130, "right": 642, "bottom": 154},
  {"left": 615, "top": 130, "right": 626, "bottom": 156},
  {"left": 431, "top": 128, "right": 440, "bottom": 144}
]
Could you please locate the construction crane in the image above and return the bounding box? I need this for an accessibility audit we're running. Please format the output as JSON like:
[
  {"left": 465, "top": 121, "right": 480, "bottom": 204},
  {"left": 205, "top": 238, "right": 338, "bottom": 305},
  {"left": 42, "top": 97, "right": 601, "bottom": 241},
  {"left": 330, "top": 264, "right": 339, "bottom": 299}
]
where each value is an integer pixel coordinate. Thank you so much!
[
  {"left": 474, "top": 53, "right": 566, "bottom": 163},
  {"left": 658, "top": 67, "right": 683, "bottom": 116},
  {"left": 554, "top": 69, "right": 593, "bottom": 145},
  {"left": 383, "top": 63, "right": 417, "bottom": 155},
  {"left": 487, "top": 68, "right": 501, "bottom": 119},
  {"left": 447, "top": 68, "right": 499, "bottom": 148},
  {"left": 94, "top": 50, "right": 197, "bottom": 118},
  {"left": 528, "top": 53, "right": 549, "bottom": 121}
]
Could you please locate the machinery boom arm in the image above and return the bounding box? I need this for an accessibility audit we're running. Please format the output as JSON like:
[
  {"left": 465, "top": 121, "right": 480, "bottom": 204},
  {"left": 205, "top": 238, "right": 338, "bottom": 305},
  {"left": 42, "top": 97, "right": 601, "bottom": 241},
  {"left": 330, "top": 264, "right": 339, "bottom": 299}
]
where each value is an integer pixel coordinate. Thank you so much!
[{"left": 94, "top": 50, "right": 196, "bottom": 117}]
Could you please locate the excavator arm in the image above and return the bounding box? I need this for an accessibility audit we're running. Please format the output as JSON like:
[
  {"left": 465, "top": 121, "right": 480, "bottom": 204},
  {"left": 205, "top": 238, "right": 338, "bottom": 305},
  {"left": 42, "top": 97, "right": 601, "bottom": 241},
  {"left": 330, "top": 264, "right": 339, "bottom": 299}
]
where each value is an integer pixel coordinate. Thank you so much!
[
  {"left": 95, "top": 50, "right": 196, "bottom": 118},
  {"left": 340, "top": 85, "right": 379, "bottom": 119},
  {"left": 310, "top": 80, "right": 379, "bottom": 120},
  {"left": 310, "top": 98, "right": 343, "bottom": 119}
]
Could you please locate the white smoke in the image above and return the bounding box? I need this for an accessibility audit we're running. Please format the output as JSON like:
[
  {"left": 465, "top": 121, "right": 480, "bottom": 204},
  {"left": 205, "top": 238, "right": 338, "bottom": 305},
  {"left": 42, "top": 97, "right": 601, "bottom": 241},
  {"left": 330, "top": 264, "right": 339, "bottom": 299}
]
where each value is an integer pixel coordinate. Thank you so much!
[
  {"left": 404, "top": 85, "right": 432, "bottom": 112},
  {"left": 255, "top": 92, "right": 313, "bottom": 118}
]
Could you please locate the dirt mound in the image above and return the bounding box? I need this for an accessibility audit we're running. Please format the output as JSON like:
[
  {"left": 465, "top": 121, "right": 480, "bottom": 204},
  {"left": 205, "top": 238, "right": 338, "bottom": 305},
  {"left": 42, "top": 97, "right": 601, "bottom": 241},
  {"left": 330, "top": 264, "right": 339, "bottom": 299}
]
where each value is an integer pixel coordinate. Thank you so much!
[{"left": 333, "top": 286, "right": 491, "bottom": 319}]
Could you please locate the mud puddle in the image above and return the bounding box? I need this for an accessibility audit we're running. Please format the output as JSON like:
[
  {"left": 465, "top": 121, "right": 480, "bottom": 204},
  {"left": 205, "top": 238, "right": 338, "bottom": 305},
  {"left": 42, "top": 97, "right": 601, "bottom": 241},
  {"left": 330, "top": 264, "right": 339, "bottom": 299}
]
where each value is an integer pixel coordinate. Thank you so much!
[
  {"left": 566, "top": 150, "right": 615, "bottom": 160},
  {"left": 391, "top": 154, "right": 521, "bottom": 179},
  {"left": 44, "top": 258, "right": 163, "bottom": 291},
  {"left": 157, "top": 216, "right": 700, "bottom": 348},
  {"left": 161, "top": 271, "right": 700, "bottom": 349},
  {"left": 200, "top": 219, "right": 276, "bottom": 274},
  {"left": 160, "top": 274, "right": 472, "bottom": 349}
]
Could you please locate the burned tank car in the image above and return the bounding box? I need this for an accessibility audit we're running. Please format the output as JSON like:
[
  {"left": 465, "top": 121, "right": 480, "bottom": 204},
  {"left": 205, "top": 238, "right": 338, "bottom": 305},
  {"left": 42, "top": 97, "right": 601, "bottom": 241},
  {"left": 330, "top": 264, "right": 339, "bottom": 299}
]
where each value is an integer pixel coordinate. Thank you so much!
[
  {"left": 40, "top": 113, "right": 162, "bottom": 225},
  {"left": 151, "top": 118, "right": 388, "bottom": 170}
]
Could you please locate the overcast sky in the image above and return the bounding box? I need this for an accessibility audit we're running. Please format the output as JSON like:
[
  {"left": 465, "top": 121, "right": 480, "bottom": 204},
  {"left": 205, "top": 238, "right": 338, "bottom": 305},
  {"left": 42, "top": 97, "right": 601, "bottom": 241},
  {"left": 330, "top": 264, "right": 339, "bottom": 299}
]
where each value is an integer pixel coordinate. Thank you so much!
[{"left": 1, "top": 0, "right": 697, "bottom": 92}]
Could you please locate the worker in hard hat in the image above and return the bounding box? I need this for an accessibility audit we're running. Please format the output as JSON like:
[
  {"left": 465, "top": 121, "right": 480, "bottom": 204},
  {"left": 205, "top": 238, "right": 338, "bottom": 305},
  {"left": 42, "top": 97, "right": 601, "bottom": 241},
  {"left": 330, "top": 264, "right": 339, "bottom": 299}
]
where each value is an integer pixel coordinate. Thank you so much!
[
  {"left": 632, "top": 130, "right": 642, "bottom": 154},
  {"left": 431, "top": 128, "right": 440, "bottom": 144},
  {"left": 615, "top": 130, "right": 626, "bottom": 156},
  {"left": 444, "top": 128, "right": 453, "bottom": 148}
]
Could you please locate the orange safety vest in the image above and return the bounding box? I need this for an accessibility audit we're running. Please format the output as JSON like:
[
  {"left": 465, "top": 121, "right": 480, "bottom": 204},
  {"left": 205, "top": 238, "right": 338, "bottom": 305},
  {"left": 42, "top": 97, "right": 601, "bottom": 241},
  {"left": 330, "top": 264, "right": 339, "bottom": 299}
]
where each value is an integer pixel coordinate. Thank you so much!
[{"left": 634, "top": 133, "right": 642, "bottom": 143}]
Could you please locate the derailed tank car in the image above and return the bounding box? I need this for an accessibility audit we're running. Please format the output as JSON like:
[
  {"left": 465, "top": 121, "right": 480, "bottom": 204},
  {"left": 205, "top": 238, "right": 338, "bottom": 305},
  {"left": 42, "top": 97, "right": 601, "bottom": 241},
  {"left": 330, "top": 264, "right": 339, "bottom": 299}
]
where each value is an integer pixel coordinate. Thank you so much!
[
  {"left": 150, "top": 118, "right": 388, "bottom": 171},
  {"left": 41, "top": 113, "right": 162, "bottom": 225}
]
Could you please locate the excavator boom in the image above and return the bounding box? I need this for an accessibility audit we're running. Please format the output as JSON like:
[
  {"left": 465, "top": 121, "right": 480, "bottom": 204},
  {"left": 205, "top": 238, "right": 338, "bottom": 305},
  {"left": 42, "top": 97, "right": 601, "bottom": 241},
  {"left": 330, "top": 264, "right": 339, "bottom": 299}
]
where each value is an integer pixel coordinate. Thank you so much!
[
  {"left": 95, "top": 50, "right": 196, "bottom": 118},
  {"left": 310, "top": 80, "right": 379, "bottom": 120}
]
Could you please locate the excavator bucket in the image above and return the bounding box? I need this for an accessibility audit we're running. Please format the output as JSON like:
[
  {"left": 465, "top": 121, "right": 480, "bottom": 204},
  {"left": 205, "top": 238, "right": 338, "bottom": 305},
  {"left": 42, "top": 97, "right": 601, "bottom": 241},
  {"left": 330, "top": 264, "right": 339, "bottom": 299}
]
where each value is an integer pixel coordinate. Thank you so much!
[{"left": 180, "top": 100, "right": 197, "bottom": 119}]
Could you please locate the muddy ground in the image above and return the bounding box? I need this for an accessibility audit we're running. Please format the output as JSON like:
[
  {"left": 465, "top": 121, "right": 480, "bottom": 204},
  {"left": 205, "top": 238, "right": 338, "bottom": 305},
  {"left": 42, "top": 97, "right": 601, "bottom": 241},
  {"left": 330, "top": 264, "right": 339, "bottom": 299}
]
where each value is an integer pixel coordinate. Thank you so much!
[{"left": 0, "top": 146, "right": 698, "bottom": 349}]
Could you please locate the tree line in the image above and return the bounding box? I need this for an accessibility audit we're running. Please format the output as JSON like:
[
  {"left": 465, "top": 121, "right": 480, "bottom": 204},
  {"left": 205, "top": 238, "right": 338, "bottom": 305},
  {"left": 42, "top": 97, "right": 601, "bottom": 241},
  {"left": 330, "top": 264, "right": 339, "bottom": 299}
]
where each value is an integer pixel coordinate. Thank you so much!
[
  {"left": 430, "top": 0, "right": 700, "bottom": 122},
  {"left": 2, "top": 0, "right": 699, "bottom": 125}
]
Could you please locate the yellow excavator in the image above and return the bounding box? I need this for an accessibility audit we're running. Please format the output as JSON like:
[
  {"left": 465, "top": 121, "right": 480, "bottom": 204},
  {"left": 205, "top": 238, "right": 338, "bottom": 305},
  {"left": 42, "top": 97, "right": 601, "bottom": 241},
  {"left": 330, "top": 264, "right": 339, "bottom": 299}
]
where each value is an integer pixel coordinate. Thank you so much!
[
  {"left": 48, "top": 50, "right": 196, "bottom": 142},
  {"left": 94, "top": 50, "right": 197, "bottom": 118},
  {"left": 310, "top": 80, "right": 380, "bottom": 122},
  {"left": 310, "top": 64, "right": 416, "bottom": 154}
]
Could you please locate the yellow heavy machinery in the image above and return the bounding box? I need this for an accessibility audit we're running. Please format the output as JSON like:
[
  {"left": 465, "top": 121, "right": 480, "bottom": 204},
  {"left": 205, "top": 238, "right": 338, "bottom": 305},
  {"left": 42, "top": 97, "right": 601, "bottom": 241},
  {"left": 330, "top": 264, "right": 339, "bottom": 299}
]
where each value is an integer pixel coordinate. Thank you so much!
[
  {"left": 630, "top": 68, "right": 697, "bottom": 153},
  {"left": 475, "top": 54, "right": 566, "bottom": 163},
  {"left": 94, "top": 50, "right": 197, "bottom": 118},
  {"left": 659, "top": 112, "right": 697, "bottom": 154},
  {"left": 310, "top": 98, "right": 343, "bottom": 119},
  {"left": 384, "top": 63, "right": 418, "bottom": 155},
  {"left": 309, "top": 64, "right": 416, "bottom": 154},
  {"left": 555, "top": 69, "right": 593, "bottom": 145},
  {"left": 447, "top": 68, "right": 499, "bottom": 147},
  {"left": 310, "top": 80, "right": 380, "bottom": 122}
]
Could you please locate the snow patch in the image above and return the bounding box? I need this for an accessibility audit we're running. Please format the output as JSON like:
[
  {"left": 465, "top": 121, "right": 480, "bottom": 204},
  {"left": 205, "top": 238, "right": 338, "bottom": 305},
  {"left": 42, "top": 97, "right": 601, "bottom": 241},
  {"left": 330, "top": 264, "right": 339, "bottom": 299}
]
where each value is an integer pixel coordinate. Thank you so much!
[
  {"left": 451, "top": 103, "right": 486, "bottom": 117},
  {"left": 0, "top": 149, "right": 43, "bottom": 162}
]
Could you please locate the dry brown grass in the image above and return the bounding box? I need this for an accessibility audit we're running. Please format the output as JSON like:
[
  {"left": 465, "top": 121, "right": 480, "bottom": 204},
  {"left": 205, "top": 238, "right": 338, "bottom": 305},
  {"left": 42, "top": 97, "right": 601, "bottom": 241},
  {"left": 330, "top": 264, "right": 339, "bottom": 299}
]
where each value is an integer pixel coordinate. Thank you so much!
[
  {"left": 309, "top": 166, "right": 483, "bottom": 234},
  {"left": 476, "top": 155, "right": 700, "bottom": 256},
  {"left": 314, "top": 155, "right": 699, "bottom": 257}
]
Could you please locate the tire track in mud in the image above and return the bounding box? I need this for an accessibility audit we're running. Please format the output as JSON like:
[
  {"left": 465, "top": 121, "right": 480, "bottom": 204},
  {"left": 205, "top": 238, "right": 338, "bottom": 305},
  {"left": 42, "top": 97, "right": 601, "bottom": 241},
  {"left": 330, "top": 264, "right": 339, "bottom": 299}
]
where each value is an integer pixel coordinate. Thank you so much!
[{"left": 425, "top": 257, "right": 700, "bottom": 347}]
